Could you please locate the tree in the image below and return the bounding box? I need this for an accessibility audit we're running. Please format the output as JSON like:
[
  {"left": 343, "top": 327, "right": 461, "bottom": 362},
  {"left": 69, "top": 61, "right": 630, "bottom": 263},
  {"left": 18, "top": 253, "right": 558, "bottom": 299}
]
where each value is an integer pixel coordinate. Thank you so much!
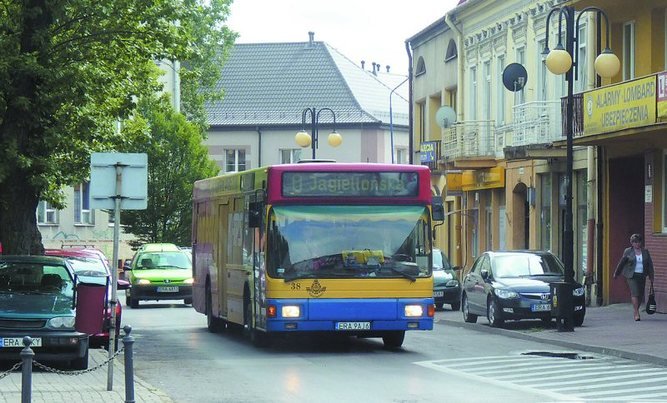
[
  {"left": 0, "top": 0, "right": 236, "bottom": 254},
  {"left": 121, "top": 95, "right": 219, "bottom": 246}
]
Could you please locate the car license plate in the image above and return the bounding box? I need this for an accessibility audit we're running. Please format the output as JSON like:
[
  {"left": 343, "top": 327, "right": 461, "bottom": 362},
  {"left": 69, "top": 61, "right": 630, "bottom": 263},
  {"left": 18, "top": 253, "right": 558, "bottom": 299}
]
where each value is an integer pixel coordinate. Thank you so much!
[
  {"left": 433, "top": 291, "right": 444, "bottom": 297},
  {"left": 335, "top": 321, "right": 371, "bottom": 330},
  {"left": 531, "top": 303, "right": 551, "bottom": 312},
  {"left": 157, "top": 286, "right": 179, "bottom": 293},
  {"left": 0, "top": 337, "right": 42, "bottom": 348}
]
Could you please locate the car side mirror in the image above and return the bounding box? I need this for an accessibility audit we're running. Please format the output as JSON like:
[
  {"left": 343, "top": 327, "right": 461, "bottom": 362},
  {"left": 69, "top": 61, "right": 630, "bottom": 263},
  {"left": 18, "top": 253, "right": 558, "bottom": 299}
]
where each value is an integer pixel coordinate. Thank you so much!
[
  {"left": 117, "top": 279, "right": 130, "bottom": 290},
  {"left": 480, "top": 269, "right": 489, "bottom": 280}
]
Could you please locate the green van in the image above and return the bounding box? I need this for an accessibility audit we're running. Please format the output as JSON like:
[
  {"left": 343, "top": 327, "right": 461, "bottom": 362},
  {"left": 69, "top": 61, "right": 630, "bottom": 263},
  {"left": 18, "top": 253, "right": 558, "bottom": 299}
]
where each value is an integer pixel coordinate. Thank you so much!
[{"left": 123, "top": 243, "right": 193, "bottom": 308}]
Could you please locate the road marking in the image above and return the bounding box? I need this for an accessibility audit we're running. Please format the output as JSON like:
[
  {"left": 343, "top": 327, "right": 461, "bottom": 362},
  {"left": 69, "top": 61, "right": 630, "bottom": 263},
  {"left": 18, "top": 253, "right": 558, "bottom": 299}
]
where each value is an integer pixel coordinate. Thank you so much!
[{"left": 416, "top": 354, "right": 667, "bottom": 400}]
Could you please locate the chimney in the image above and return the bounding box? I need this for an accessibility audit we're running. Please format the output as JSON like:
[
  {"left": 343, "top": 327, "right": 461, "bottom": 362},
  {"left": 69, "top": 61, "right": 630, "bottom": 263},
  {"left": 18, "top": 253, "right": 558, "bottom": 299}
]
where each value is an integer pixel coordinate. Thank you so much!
[
  {"left": 372, "top": 62, "right": 378, "bottom": 75},
  {"left": 308, "top": 31, "right": 315, "bottom": 45},
  {"left": 386, "top": 65, "right": 390, "bottom": 73},
  {"left": 361, "top": 60, "right": 365, "bottom": 70}
]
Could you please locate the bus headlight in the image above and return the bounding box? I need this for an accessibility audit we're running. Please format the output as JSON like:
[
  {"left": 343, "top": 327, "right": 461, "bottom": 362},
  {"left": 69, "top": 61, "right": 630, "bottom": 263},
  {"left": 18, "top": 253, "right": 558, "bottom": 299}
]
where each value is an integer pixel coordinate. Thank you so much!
[
  {"left": 281, "top": 305, "right": 301, "bottom": 318},
  {"left": 404, "top": 305, "right": 424, "bottom": 317}
]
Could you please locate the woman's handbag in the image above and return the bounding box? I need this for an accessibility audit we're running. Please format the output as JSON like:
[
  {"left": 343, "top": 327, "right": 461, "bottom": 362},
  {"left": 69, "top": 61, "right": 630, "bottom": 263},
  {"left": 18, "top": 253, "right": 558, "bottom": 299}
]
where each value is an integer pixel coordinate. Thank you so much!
[{"left": 646, "top": 281, "right": 657, "bottom": 315}]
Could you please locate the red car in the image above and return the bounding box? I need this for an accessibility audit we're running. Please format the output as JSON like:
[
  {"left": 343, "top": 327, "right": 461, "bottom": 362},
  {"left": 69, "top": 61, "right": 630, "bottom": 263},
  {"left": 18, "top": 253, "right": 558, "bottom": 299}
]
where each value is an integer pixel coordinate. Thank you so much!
[{"left": 44, "top": 248, "right": 128, "bottom": 349}]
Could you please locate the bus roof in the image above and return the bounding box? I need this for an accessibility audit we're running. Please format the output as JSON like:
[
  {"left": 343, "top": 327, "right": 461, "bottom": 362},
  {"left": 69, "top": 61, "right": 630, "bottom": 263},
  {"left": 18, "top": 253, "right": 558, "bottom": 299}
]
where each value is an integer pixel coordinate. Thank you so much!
[{"left": 193, "top": 163, "right": 433, "bottom": 204}]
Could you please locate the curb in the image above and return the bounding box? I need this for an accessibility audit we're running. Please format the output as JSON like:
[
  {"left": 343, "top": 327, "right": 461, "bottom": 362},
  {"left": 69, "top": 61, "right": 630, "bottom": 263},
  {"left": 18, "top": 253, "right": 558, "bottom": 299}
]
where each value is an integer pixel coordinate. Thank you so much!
[{"left": 437, "top": 318, "right": 667, "bottom": 367}]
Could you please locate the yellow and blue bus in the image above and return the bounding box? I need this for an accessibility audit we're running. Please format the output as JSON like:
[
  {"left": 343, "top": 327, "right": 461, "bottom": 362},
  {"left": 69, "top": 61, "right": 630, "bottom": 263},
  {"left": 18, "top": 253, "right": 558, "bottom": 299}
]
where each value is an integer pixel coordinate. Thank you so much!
[{"left": 191, "top": 163, "right": 443, "bottom": 348}]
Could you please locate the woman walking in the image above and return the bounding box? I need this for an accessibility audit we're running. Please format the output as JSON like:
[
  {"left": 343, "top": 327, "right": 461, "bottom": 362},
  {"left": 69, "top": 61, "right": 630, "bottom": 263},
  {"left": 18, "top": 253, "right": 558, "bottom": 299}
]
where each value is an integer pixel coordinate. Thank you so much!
[{"left": 613, "top": 233, "right": 655, "bottom": 321}]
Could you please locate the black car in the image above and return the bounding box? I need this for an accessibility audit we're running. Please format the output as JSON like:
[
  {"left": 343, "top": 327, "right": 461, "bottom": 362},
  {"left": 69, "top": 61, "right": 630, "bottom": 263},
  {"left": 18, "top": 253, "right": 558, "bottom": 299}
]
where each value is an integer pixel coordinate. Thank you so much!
[
  {"left": 461, "top": 250, "right": 585, "bottom": 327},
  {"left": 432, "top": 248, "right": 461, "bottom": 311}
]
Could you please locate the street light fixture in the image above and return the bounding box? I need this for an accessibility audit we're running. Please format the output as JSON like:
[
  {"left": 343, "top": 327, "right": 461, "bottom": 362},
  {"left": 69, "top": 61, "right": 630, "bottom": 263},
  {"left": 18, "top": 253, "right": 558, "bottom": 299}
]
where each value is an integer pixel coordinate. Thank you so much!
[
  {"left": 295, "top": 107, "right": 342, "bottom": 159},
  {"left": 543, "top": 6, "right": 619, "bottom": 331}
]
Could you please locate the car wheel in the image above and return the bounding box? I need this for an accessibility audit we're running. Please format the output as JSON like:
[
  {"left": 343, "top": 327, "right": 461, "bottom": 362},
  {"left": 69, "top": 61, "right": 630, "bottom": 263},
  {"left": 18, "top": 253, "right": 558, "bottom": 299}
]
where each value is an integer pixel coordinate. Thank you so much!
[
  {"left": 487, "top": 298, "right": 504, "bottom": 328},
  {"left": 462, "top": 294, "right": 478, "bottom": 323},
  {"left": 450, "top": 300, "right": 461, "bottom": 312},
  {"left": 70, "top": 348, "right": 89, "bottom": 370},
  {"left": 129, "top": 296, "right": 139, "bottom": 309},
  {"left": 382, "top": 331, "right": 405, "bottom": 349},
  {"left": 435, "top": 302, "right": 444, "bottom": 311},
  {"left": 184, "top": 298, "right": 193, "bottom": 305},
  {"left": 541, "top": 316, "right": 552, "bottom": 327},
  {"left": 206, "top": 281, "right": 225, "bottom": 333},
  {"left": 574, "top": 307, "right": 585, "bottom": 327}
]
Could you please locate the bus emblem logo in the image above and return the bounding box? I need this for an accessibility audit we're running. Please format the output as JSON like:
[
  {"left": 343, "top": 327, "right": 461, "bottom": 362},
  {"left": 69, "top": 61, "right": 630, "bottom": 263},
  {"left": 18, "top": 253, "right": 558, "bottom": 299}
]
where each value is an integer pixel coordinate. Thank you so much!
[{"left": 307, "top": 279, "right": 326, "bottom": 298}]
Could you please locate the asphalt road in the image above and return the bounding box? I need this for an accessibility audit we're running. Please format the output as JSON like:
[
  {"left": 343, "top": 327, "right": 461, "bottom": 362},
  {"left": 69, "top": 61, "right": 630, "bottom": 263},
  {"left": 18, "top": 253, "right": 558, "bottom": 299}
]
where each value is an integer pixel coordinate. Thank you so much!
[{"left": 121, "top": 298, "right": 638, "bottom": 403}]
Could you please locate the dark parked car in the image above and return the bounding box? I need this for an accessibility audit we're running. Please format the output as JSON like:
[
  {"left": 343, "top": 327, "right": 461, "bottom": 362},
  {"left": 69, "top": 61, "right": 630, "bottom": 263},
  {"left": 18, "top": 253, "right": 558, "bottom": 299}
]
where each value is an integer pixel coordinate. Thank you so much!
[
  {"left": 0, "top": 255, "right": 89, "bottom": 369},
  {"left": 432, "top": 248, "right": 461, "bottom": 311},
  {"left": 44, "top": 248, "right": 129, "bottom": 349},
  {"left": 461, "top": 250, "right": 585, "bottom": 327}
]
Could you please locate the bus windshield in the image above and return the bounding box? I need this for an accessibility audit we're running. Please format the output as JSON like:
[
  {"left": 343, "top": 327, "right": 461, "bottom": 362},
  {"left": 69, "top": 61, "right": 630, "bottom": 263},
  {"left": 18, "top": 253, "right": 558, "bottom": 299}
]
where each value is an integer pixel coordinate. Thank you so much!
[{"left": 267, "top": 205, "right": 431, "bottom": 280}]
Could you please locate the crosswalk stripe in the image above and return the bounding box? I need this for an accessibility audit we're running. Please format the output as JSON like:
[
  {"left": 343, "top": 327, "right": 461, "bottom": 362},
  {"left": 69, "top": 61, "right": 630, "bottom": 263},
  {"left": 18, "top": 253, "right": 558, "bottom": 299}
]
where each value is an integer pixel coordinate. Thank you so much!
[{"left": 518, "top": 367, "right": 657, "bottom": 387}]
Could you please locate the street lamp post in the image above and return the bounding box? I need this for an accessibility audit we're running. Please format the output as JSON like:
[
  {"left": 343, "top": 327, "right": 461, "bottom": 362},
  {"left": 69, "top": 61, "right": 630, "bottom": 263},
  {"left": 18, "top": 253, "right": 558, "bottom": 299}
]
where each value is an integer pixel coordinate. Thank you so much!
[
  {"left": 295, "top": 107, "right": 342, "bottom": 159},
  {"left": 543, "top": 6, "right": 619, "bottom": 330}
]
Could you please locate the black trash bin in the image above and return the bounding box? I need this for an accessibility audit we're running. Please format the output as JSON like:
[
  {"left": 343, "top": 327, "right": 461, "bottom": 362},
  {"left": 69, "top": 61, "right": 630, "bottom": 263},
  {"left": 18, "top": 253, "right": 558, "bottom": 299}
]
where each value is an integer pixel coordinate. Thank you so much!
[{"left": 550, "top": 281, "right": 574, "bottom": 332}]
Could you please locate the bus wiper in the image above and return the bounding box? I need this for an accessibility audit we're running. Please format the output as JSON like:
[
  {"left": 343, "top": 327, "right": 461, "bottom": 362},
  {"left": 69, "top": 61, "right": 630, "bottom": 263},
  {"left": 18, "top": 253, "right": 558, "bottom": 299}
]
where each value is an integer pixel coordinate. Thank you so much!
[{"left": 386, "top": 267, "right": 416, "bottom": 282}]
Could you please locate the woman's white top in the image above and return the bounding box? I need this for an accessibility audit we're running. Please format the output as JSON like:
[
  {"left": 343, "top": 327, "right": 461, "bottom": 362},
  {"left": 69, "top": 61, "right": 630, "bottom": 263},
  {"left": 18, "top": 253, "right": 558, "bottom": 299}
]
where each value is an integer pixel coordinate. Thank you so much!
[{"left": 634, "top": 252, "right": 644, "bottom": 274}]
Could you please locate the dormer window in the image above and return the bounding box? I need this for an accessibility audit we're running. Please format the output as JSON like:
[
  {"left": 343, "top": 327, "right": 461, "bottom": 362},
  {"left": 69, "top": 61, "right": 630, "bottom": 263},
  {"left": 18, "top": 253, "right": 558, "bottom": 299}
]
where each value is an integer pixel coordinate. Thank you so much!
[
  {"left": 445, "top": 39, "right": 457, "bottom": 62},
  {"left": 415, "top": 57, "right": 426, "bottom": 76}
]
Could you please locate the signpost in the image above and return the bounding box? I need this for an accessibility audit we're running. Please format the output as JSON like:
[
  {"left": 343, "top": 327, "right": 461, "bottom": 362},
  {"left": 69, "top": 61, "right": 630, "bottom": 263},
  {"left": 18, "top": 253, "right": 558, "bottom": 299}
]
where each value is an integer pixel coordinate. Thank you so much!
[{"left": 90, "top": 153, "right": 147, "bottom": 391}]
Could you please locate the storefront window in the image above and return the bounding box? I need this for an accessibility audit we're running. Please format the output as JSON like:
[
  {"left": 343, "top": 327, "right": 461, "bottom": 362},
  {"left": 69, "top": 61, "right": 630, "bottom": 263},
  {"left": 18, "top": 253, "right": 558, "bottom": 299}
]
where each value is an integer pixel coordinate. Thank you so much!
[{"left": 577, "top": 171, "right": 588, "bottom": 281}]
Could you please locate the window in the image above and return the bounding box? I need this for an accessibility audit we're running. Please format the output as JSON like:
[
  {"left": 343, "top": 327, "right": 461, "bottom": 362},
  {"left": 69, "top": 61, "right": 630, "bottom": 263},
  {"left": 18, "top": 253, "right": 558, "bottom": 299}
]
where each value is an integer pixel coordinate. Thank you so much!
[
  {"left": 415, "top": 57, "right": 426, "bottom": 76},
  {"left": 225, "top": 149, "right": 247, "bottom": 172},
  {"left": 280, "top": 149, "right": 302, "bottom": 164},
  {"left": 469, "top": 66, "right": 477, "bottom": 120},
  {"left": 483, "top": 61, "right": 491, "bottom": 120},
  {"left": 515, "top": 47, "right": 525, "bottom": 105},
  {"left": 537, "top": 39, "right": 548, "bottom": 101},
  {"left": 496, "top": 55, "right": 506, "bottom": 123},
  {"left": 396, "top": 148, "right": 408, "bottom": 164},
  {"left": 37, "top": 201, "right": 58, "bottom": 225},
  {"left": 74, "top": 182, "right": 94, "bottom": 225},
  {"left": 623, "top": 21, "right": 635, "bottom": 80},
  {"left": 445, "top": 39, "right": 457, "bottom": 62},
  {"left": 575, "top": 23, "right": 588, "bottom": 92}
]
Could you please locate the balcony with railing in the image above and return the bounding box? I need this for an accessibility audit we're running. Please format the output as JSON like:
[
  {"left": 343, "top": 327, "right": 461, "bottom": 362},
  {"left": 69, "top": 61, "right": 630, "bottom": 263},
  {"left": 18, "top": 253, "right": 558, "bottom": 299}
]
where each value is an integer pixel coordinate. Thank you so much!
[
  {"left": 510, "top": 100, "right": 563, "bottom": 146},
  {"left": 442, "top": 120, "right": 496, "bottom": 162}
]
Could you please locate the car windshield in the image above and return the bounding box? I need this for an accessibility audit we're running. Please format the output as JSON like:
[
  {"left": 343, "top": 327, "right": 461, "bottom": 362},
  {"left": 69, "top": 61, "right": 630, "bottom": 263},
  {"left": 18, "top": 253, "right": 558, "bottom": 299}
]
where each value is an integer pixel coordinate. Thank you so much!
[
  {"left": 432, "top": 249, "right": 451, "bottom": 270},
  {"left": 0, "top": 262, "right": 74, "bottom": 299},
  {"left": 267, "top": 205, "right": 432, "bottom": 280},
  {"left": 492, "top": 253, "right": 564, "bottom": 278},
  {"left": 135, "top": 251, "right": 191, "bottom": 270},
  {"left": 66, "top": 256, "right": 109, "bottom": 277}
]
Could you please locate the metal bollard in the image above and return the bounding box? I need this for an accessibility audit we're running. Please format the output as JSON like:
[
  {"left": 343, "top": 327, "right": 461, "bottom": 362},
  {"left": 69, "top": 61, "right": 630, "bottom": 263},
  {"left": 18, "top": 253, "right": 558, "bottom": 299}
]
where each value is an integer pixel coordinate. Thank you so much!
[
  {"left": 122, "top": 325, "right": 135, "bottom": 403},
  {"left": 20, "top": 336, "right": 34, "bottom": 403}
]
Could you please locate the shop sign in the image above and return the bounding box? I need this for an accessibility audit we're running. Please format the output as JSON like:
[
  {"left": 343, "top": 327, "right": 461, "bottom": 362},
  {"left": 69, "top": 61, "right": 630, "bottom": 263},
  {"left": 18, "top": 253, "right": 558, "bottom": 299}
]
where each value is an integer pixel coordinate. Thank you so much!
[
  {"left": 461, "top": 167, "right": 505, "bottom": 191},
  {"left": 420, "top": 142, "right": 437, "bottom": 163},
  {"left": 446, "top": 171, "right": 463, "bottom": 192},
  {"left": 583, "top": 75, "right": 656, "bottom": 136},
  {"left": 657, "top": 72, "right": 667, "bottom": 120}
]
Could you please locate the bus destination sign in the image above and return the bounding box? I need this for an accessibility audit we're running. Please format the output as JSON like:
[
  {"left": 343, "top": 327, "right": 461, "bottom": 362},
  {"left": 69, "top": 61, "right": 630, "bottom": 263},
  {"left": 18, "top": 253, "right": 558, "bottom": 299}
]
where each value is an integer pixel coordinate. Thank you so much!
[{"left": 282, "top": 171, "right": 419, "bottom": 197}]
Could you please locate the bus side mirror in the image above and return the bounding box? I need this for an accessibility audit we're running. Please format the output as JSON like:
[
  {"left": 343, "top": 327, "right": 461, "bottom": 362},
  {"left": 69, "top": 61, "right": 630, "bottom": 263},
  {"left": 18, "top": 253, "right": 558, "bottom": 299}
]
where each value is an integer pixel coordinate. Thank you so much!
[
  {"left": 248, "top": 202, "right": 262, "bottom": 228},
  {"left": 431, "top": 197, "right": 444, "bottom": 222}
]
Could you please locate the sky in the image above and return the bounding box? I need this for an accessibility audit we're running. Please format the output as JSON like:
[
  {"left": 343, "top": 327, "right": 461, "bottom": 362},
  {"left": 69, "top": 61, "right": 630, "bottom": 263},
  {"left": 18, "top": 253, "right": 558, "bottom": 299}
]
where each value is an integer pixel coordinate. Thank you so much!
[{"left": 225, "top": 0, "right": 460, "bottom": 77}]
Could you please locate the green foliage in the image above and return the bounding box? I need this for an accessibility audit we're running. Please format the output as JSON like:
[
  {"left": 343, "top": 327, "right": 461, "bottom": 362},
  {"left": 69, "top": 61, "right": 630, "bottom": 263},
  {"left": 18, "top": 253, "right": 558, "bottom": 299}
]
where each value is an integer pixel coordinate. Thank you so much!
[
  {"left": 121, "top": 95, "right": 219, "bottom": 246},
  {"left": 0, "top": 0, "right": 235, "bottom": 253}
]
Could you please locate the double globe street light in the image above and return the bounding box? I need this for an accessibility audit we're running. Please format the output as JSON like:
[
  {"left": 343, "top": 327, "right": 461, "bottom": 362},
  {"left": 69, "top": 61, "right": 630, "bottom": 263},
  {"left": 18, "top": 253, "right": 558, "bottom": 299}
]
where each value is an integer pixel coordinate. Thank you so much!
[
  {"left": 295, "top": 107, "right": 342, "bottom": 159},
  {"left": 542, "top": 5, "right": 620, "bottom": 331}
]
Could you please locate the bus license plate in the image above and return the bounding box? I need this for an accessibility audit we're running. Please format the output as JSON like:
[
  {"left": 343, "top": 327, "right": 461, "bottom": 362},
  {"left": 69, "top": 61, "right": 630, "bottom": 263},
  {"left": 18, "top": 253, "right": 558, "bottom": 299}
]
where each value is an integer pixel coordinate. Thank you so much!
[
  {"left": 531, "top": 303, "right": 551, "bottom": 312},
  {"left": 336, "top": 322, "right": 371, "bottom": 330},
  {"left": 1, "top": 337, "right": 42, "bottom": 348},
  {"left": 157, "top": 286, "right": 179, "bottom": 293}
]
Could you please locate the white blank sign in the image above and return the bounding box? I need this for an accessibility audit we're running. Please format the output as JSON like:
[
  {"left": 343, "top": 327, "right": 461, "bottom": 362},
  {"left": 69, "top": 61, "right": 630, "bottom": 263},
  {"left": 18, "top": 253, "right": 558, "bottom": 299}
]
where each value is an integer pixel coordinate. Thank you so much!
[{"left": 89, "top": 153, "right": 148, "bottom": 210}]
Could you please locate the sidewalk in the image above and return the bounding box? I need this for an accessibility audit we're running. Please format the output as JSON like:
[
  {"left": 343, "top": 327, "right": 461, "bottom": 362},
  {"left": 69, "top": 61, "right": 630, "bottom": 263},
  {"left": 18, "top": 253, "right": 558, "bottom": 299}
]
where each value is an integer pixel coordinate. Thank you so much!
[
  {"left": 0, "top": 348, "right": 173, "bottom": 402},
  {"left": 437, "top": 302, "right": 667, "bottom": 366}
]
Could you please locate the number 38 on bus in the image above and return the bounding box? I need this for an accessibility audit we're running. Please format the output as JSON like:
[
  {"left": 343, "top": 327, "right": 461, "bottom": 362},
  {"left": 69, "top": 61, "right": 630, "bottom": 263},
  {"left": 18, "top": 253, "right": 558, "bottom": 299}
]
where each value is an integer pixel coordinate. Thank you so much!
[{"left": 191, "top": 163, "right": 445, "bottom": 349}]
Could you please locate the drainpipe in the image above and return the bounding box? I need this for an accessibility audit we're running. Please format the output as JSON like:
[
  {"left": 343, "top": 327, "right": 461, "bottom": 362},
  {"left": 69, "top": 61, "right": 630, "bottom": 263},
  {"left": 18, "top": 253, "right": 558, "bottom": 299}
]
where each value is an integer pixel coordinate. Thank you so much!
[
  {"left": 445, "top": 13, "right": 464, "bottom": 121},
  {"left": 256, "top": 127, "right": 262, "bottom": 167},
  {"left": 405, "top": 41, "right": 414, "bottom": 164}
]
